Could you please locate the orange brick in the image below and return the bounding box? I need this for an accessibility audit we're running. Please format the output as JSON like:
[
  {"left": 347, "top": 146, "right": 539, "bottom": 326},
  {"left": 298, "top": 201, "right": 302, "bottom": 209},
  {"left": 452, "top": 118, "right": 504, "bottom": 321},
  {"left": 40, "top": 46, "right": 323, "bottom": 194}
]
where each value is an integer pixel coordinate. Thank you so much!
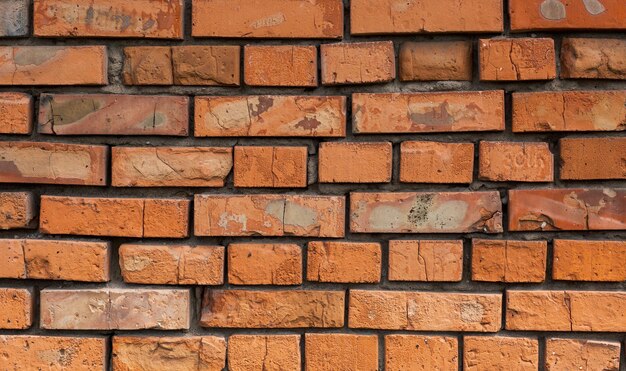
[
  {"left": 244, "top": 45, "right": 317, "bottom": 87},
  {"left": 400, "top": 141, "right": 474, "bottom": 183},
  {"left": 305, "top": 334, "right": 378, "bottom": 371},
  {"left": 228, "top": 335, "right": 301, "bottom": 371},
  {"left": 227, "top": 243, "right": 302, "bottom": 285},
  {"left": 464, "top": 336, "right": 539, "bottom": 371},
  {"left": 307, "top": 241, "right": 381, "bottom": 283},
  {"left": 0, "top": 336, "right": 106, "bottom": 370},
  {"left": 119, "top": 244, "right": 224, "bottom": 285},
  {"left": 192, "top": 0, "right": 343, "bottom": 39},
  {"left": 546, "top": 338, "right": 621, "bottom": 371},
  {"left": 0, "top": 93, "right": 32, "bottom": 134},
  {"left": 0, "top": 288, "right": 32, "bottom": 329},
  {"left": 319, "top": 142, "right": 392, "bottom": 183},
  {"left": 0, "top": 46, "right": 107, "bottom": 85},
  {"left": 561, "top": 38, "right": 626, "bottom": 79},
  {"left": 172, "top": 45, "right": 240, "bottom": 86},
  {"left": 234, "top": 146, "right": 307, "bottom": 188},
  {"left": 385, "top": 335, "right": 458, "bottom": 371},
  {"left": 321, "top": 41, "right": 395, "bottom": 85},
  {"left": 553, "top": 240, "right": 626, "bottom": 281},
  {"left": 123, "top": 47, "right": 173, "bottom": 85},
  {"left": 560, "top": 137, "right": 626, "bottom": 180},
  {"left": 479, "top": 38, "right": 556, "bottom": 81},
  {"left": 200, "top": 290, "right": 344, "bottom": 328},
  {"left": 34, "top": 0, "right": 183, "bottom": 38},
  {"left": 388, "top": 240, "right": 463, "bottom": 282},
  {"left": 349, "top": 290, "right": 502, "bottom": 332},
  {"left": 0, "top": 192, "right": 35, "bottom": 230},
  {"left": 400, "top": 41, "right": 472, "bottom": 81},
  {"left": 479, "top": 141, "right": 554, "bottom": 182},
  {"left": 472, "top": 239, "right": 547, "bottom": 283}
]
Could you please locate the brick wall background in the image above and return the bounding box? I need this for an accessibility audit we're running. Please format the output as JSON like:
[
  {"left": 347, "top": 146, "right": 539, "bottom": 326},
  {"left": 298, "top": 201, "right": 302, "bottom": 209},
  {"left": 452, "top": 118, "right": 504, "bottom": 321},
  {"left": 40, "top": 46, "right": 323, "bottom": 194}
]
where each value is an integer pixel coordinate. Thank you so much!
[{"left": 0, "top": 0, "right": 625, "bottom": 369}]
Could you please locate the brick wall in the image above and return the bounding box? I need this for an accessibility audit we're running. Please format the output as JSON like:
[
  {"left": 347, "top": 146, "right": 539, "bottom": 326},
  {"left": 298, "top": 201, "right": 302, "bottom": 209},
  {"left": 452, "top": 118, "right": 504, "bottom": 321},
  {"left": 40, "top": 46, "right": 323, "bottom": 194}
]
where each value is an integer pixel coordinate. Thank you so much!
[{"left": 0, "top": 0, "right": 625, "bottom": 370}]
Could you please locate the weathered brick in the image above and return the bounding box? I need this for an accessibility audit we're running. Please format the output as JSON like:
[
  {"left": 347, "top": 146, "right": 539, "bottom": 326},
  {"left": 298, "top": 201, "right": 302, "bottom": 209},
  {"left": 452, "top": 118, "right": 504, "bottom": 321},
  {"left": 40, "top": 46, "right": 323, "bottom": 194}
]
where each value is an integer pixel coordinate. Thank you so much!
[
  {"left": 464, "top": 336, "right": 539, "bottom": 371},
  {"left": 350, "top": 191, "right": 503, "bottom": 233},
  {"left": 560, "top": 137, "right": 626, "bottom": 180},
  {"left": 353, "top": 91, "right": 505, "bottom": 133},
  {"left": 227, "top": 243, "right": 302, "bottom": 285},
  {"left": 305, "top": 334, "right": 378, "bottom": 371},
  {"left": 123, "top": 47, "right": 173, "bottom": 85},
  {"left": 40, "top": 196, "right": 190, "bottom": 238},
  {"left": 349, "top": 290, "right": 502, "bottom": 332},
  {"left": 512, "top": 91, "right": 626, "bottom": 132},
  {"left": 472, "top": 239, "right": 547, "bottom": 283},
  {"left": 244, "top": 45, "right": 317, "bottom": 87},
  {"left": 307, "top": 241, "right": 381, "bottom": 283},
  {"left": 388, "top": 240, "right": 463, "bottom": 282},
  {"left": 112, "top": 147, "right": 233, "bottom": 187},
  {"left": 508, "top": 189, "right": 626, "bottom": 231},
  {"left": 0, "top": 141, "right": 107, "bottom": 185},
  {"left": 172, "top": 45, "right": 240, "bottom": 86},
  {"left": 0, "top": 336, "right": 106, "bottom": 370},
  {"left": 400, "top": 41, "right": 472, "bottom": 81},
  {"left": 119, "top": 244, "right": 224, "bottom": 285},
  {"left": 200, "top": 290, "right": 344, "bottom": 328},
  {"left": 318, "top": 142, "right": 392, "bottom": 183},
  {"left": 192, "top": 0, "right": 343, "bottom": 39},
  {"left": 228, "top": 335, "right": 301, "bottom": 371},
  {"left": 0, "top": 192, "right": 35, "bottom": 229},
  {"left": 321, "top": 41, "right": 395, "bottom": 85},
  {"left": 38, "top": 94, "right": 189, "bottom": 136},
  {"left": 400, "top": 141, "right": 474, "bottom": 184},
  {"left": 113, "top": 336, "right": 226, "bottom": 371},
  {"left": 195, "top": 95, "right": 346, "bottom": 137},
  {"left": 0, "top": 0, "right": 28, "bottom": 37},
  {"left": 0, "top": 46, "right": 107, "bottom": 85},
  {"left": 0, "top": 239, "right": 110, "bottom": 282},
  {"left": 545, "top": 338, "right": 621, "bottom": 371},
  {"left": 234, "top": 146, "right": 307, "bottom": 188},
  {"left": 40, "top": 289, "right": 190, "bottom": 330},
  {"left": 553, "top": 240, "right": 626, "bottom": 281},
  {"left": 194, "top": 194, "right": 345, "bottom": 237},
  {"left": 561, "top": 38, "right": 626, "bottom": 79},
  {"left": 385, "top": 335, "right": 458, "bottom": 371},
  {"left": 0, "top": 92, "right": 32, "bottom": 134},
  {"left": 479, "top": 141, "right": 554, "bottom": 182},
  {"left": 34, "top": 0, "right": 183, "bottom": 38},
  {"left": 351, "top": 0, "right": 503, "bottom": 34},
  {"left": 479, "top": 38, "right": 556, "bottom": 81},
  {"left": 0, "top": 288, "right": 32, "bottom": 329}
]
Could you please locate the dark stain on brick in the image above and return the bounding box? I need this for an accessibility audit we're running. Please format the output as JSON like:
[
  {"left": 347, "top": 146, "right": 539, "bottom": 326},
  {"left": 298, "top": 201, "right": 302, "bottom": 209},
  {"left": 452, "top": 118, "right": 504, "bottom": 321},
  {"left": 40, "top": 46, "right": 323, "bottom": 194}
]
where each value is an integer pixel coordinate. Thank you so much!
[
  {"left": 408, "top": 194, "right": 434, "bottom": 225},
  {"left": 295, "top": 117, "right": 322, "bottom": 131}
]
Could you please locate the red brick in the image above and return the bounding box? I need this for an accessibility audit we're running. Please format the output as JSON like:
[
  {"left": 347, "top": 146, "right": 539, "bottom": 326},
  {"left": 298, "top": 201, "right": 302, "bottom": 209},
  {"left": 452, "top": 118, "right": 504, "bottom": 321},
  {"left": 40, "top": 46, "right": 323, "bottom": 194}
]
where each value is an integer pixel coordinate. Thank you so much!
[
  {"left": 192, "top": 0, "right": 343, "bottom": 39},
  {"left": 40, "top": 196, "right": 190, "bottom": 238},
  {"left": 553, "top": 240, "right": 626, "bottom": 281},
  {"left": 318, "top": 142, "right": 392, "bottom": 183},
  {"left": 508, "top": 189, "right": 626, "bottom": 231},
  {"left": 305, "top": 334, "right": 378, "bottom": 371},
  {"left": 119, "top": 244, "right": 224, "bottom": 285},
  {"left": 464, "top": 336, "right": 539, "bottom": 371},
  {"left": 172, "top": 45, "right": 240, "bottom": 86},
  {"left": 512, "top": 91, "right": 626, "bottom": 132},
  {"left": 545, "top": 338, "right": 621, "bottom": 371},
  {"left": 0, "top": 141, "right": 107, "bottom": 185},
  {"left": 307, "top": 241, "right": 381, "bottom": 283},
  {"left": 400, "top": 41, "right": 472, "bottom": 81},
  {"left": 0, "top": 93, "right": 32, "bottom": 134},
  {"left": 479, "top": 38, "right": 556, "bottom": 81},
  {"left": 0, "top": 192, "right": 35, "bottom": 229},
  {"left": 350, "top": 191, "right": 503, "bottom": 233},
  {"left": 472, "top": 239, "right": 547, "bottom": 283},
  {"left": 112, "top": 146, "right": 233, "bottom": 187},
  {"left": 0, "top": 46, "right": 107, "bottom": 85},
  {"left": 194, "top": 194, "right": 345, "bottom": 237},
  {"left": 0, "top": 288, "right": 32, "bottom": 329},
  {"left": 561, "top": 38, "right": 626, "bottom": 79},
  {"left": 228, "top": 335, "right": 300, "bottom": 371},
  {"left": 400, "top": 141, "right": 474, "bottom": 184},
  {"left": 34, "top": 0, "right": 183, "bottom": 38},
  {"left": 200, "top": 290, "right": 344, "bottom": 328},
  {"left": 353, "top": 91, "right": 505, "bottom": 134},
  {"left": 40, "top": 289, "right": 190, "bottom": 330},
  {"left": 321, "top": 41, "right": 395, "bottom": 85},
  {"left": 479, "top": 141, "right": 554, "bottom": 182},
  {"left": 351, "top": 0, "right": 503, "bottom": 34},
  {"left": 385, "top": 335, "right": 458, "bottom": 371},
  {"left": 509, "top": 0, "right": 626, "bottom": 31},
  {"left": 195, "top": 95, "right": 346, "bottom": 137},
  {"left": 227, "top": 243, "right": 302, "bottom": 285},
  {"left": 349, "top": 290, "right": 502, "bottom": 332},
  {"left": 123, "top": 47, "right": 173, "bottom": 85},
  {"left": 388, "top": 240, "right": 463, "bottom": 282},
  {"left": 559, "top": 137, "right": 626, "bottom": 180},
  {"left": 0, "top": 336, "right": 106, "bottom": 370},
  {"left": 39, "top": 94, "right": 189, "bottom": 136},
  {"left": 234, "top": 146, "right": 307, "bottom": 188},
  {"left": 244, "top": 45, "right": 317, "bottom": 87}
]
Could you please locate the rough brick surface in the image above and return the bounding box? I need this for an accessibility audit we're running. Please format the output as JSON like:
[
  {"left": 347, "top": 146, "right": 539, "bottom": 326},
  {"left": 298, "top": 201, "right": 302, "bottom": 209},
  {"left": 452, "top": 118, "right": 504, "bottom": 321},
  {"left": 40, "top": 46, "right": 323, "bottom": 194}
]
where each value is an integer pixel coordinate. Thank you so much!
[
  {"left": 479, "top": 141, "right": 554, "bottom": 182},
  {"left": 0, "top": 192, "right": 35, "bottom": 230},
  {"left": 228, "top": 335, "right": 301, "bottom": 371},
  {"left": 388, "top": 240, "right": 463, "bottom": 282},
  {"left": 234, "top": 146, "right": 307, "bottom": 187},
  {"left": 561, "top": 38, "right": 626, "bottom": 79},
  {"left": 244, "top": 45, "right": 317, "bottom": 87},
  {"left": 385, "top": 335, "right": 458, "bottom": 370},
  {"left": 0, "top": 288, "right": 32, "bottom": 329},
  {"left": 559, "top": 137, "right": 626, "bottom": 180},
  {"left": 400, "top": 41, "right": 472, "bottom": 81},
  {"left": 123, "top": 47, "right": 173, "bottom": 85},
  {"left": 318, "top": 142, "right": 392, "bottom": 183},
  {"left": 0, "top": 0, "right": 29, "bottom": 37},
  {"left": 0, "top": 92, "right": 32, "bottom": 134},
  {"left": 400, "top": 141, "right": 474, "bottom": 184},
  {"left": 479, "top": 38, "right": 556, "bottom": 81},
  {"left": 464, "top": 336, "right": 539, "bottom": 371},
  {"left": 545, "top": 338, "right": 621, "bottom": 371},
  {"left": 472, "top": 239, "right": 547, "bottom": 283},
  {"left": 510, "top": 0, "right": 626, "bottom": 31},
  {"left": 228, "top": 243, "right": 302, "bottom": 285},
  {"left": 553, "top": 240, "right": 626, "bottom": 281},
  {"left": 307, "top": 241, "right": 382, "bottom": 283},
  {"left": 321, "top": 41, "right": 396, "bottom": 85},
  {"left": 305, "top": 334, "right": 378, "bottom": 371},
  {"left": 0, "top": 336, "right": 106, "bottom": 370},
  {"left": 172, "top": 45, "right": 240, "bottom": 86}
]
